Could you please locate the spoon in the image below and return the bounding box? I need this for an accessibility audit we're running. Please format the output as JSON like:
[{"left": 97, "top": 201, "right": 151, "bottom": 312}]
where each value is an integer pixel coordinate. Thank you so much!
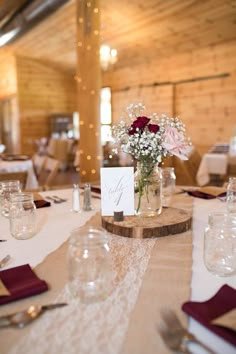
[
  {"left": 0, "top": 303, "right": 67, "bottom": 329},
  {"left": 0, "top": 255, "right": 11, "bottom": 269}
]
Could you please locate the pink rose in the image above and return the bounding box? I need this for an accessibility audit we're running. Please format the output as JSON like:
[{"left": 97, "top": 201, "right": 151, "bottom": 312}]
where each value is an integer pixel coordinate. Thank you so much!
[
  {"left": 128, "top": 116, "right": 150, "bottom": 135},
  {"left": 162, "top": 126, "right": 191, "bottom": 160},
  {"left": 147, "top": 124, "right": 160, "bottom": 134}
]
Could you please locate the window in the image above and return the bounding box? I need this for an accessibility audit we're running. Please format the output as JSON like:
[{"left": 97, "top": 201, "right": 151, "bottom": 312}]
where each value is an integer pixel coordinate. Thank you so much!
[{"left": 100, "top": 87, "right": 112, "bottom": 145}]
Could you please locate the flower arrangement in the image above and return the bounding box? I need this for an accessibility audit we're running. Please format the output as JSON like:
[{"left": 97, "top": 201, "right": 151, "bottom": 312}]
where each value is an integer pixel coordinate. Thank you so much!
[
  {"left": 112, "top": 103, "right": 191, "bottom": 165},
  {"left": 112, "top": 103, "right": 191, "bottom": 216}
]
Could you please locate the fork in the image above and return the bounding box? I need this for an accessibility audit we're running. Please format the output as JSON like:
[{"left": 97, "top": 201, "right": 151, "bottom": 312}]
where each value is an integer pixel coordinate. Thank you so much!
[
  {"left": 45, "top": 196, "right": 61, "bottom": 204},
  {"left": 159, "top": 309, "right": 216, "bottom": 354}
]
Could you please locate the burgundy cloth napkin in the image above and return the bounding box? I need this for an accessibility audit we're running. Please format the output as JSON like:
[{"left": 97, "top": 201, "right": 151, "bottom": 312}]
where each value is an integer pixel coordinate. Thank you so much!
[
  {"left": 91, "top": 186, "right": 101, "bottom": 194},
  {"left": 187, "top": 190, "right": 226, "bottom": 200},
  {"left": 0, "top": 264, "right": 48, "bottom": 305},
  {"left": 182, "top": 285, "right": 236, "bottom": 347},
  {"left": 34, "top": 200, "right": 51, "bottom": 208},
  {"left": 81, "top": 185, "right": 101, "bottom": 194}
]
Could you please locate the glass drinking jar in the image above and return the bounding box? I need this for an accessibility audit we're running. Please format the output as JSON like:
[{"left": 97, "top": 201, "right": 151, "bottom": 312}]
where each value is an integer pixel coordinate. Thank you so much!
[
  {"left": 226, "top": 177, "right": 236, "bottom": 214},
  {"left": 204, "top": 213, "right": 236, "bottom": 276},
  {"left": 161, "top": 167, "right": 176, "bottom": 207},
  {"left": 134, "top": 162, "right": 162, "bottom": 217},
  {"left": 9, "top": 192, "right": 37, "bottom": 240},
  {"left": 67, "top": 226, "right": 112, "bottom": 303},
  {"left": 0, "top": 180, "right": 21, "bottom": 218}
]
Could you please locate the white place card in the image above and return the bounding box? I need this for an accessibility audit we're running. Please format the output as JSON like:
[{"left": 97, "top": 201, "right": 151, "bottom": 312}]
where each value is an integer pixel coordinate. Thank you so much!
[{"left": 100, "top": 167, "right": 134, "bottom": 216}]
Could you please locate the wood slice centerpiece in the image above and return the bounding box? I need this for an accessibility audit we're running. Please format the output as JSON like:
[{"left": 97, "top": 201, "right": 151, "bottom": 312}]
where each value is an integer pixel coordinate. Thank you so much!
[{"left": 102, "top": 207, "right": 192, "bottom": 238}]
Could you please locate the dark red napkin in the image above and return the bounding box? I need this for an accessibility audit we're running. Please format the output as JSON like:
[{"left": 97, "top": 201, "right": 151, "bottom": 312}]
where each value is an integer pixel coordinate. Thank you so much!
[
  {"left": 0, "top": 264, "right": 48, "bottom": 305},
  {"left": 81, "top": 185, "right": 101, "bottom": 194},
  {"left": 34, "top": 200, "right": 51, "bottom": 208},
  {"left": 91, "top": 186, "right": 101, "bottom": 194},
  {"left": 187, "top": 191, "right": 226, "bottom": 200},
  {"left": 182, "top": 285, "right": 236, "bottom": 347}
]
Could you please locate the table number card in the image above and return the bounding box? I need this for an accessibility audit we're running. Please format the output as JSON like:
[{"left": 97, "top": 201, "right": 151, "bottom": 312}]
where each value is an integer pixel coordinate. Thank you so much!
[{"left": 100, "top": 167, "right": 134, "bottom": 216}]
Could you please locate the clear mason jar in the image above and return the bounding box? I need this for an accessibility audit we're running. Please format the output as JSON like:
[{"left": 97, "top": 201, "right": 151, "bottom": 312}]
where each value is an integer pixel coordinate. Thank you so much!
[
  {"left": 9, "top": 192, "right": 37, "bottom": 240},
  {"left": 0, "top": 180, "right": 21, "bottom": 218},
  {"left": 134, "top": 162, "right": 162, "bottom": 217},
  {"left": 161, "top": 167, "right": 176, "bottom": 207},
  {"left": 204, "top": 212, "right": 236, "bottom": 276},
  {"left": 226, "top": 177, "right": 236, "bottom": 214},
  {"left": 67, "top": 226, "right": 112, "bottom": 303}
]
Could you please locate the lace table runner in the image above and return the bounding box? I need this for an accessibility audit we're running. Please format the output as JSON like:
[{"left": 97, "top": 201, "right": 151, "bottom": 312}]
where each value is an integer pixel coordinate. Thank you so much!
[{"left": 9, "top": 219, "right": 155, "bottom": 354}]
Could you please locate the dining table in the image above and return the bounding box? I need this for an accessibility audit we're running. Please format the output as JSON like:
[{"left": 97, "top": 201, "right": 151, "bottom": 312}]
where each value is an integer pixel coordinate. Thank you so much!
[
  {"left": 0, "top": 187, "right": 235, "bottom": 354},
  {"left": 0, "top": 158, "right": 38, "bottom": 189}
]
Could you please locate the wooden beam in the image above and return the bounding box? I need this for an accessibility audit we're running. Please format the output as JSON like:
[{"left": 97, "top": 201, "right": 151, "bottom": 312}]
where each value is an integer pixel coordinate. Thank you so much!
[{"left": 76, "top": 0, "right": 102, "bottom": 183}]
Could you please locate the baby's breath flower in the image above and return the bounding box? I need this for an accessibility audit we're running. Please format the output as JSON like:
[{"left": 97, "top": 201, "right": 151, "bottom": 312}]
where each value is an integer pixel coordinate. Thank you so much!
[{"left": 111, "top": 103, "right": 191, "bottom": 165}]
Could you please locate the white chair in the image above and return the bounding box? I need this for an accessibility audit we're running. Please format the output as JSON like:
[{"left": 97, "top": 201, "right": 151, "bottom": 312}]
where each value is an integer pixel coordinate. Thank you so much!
[
  {"left": 37, "top": 157, "right": 60, "bottom": 190},
  {"left": 32, "top": 154, "right": 46, "bottom": 177}
]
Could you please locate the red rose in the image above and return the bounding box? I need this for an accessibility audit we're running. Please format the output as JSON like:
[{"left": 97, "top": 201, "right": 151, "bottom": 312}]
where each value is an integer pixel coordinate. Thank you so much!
[
  {"left": 128, "top": 116, "right": 150, "bottom": 135},
  {"left": 147, "top": 124, "right": 160, "bottom": 134}
]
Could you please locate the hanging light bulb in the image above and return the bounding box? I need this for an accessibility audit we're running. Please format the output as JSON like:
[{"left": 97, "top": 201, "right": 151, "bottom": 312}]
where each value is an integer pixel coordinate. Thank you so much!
[{"left": 100, "top": 44, "right": 118, "bottom": 71}]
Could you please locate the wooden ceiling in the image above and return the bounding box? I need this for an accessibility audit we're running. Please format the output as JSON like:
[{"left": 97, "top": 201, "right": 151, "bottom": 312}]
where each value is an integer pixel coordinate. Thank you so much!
[{"left": 1, "top": 0, "right": 236, "bottom": 73}]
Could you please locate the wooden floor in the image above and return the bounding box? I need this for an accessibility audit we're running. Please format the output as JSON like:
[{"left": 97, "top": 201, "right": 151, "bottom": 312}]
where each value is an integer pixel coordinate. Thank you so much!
[{"left": 52, "top": 167, "right": 80, "bottom": 188}]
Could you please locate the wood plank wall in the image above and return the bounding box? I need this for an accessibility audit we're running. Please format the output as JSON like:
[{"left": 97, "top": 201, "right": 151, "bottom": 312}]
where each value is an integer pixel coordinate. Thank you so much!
[
  {"left": 112, "top": 85, "right": 173, "bottom": 125},
  {"left": 15, "top": 56, "right": 77, "bottom": 155},
  {"left": 104, "top": 39, "right": 236, "bottom": 155}
]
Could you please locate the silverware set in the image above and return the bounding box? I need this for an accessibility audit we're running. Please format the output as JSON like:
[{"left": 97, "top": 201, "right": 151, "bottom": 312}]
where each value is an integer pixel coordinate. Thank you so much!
[
  {"left": 45, "top": 196, "right": 67, "bottom": 203},
  {"left": 158, "top": 308, "right": 216, "bottom": 354},
  {"left": 0, "top": 303, "right": 67, "bottom": 328}
]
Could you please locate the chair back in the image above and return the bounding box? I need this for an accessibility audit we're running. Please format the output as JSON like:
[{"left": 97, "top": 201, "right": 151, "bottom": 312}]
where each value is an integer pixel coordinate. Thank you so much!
[
  {"left": 32, "top": 154, "right": 46, "bottom": 177},
  {"left": 168, "top": 148, "right": 202, "bottom": 186},
  {"left": 0, "top": 171, "right": 28, "bottom": 190},
  {"left": 38, "top": 157, "right": 60, "bottom": 189}
]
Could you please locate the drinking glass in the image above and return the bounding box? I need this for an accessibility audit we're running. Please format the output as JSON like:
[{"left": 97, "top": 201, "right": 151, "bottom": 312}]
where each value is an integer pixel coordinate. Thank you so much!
[
  {"left": 0, "top": 180, "right": 21, "bottom": 217},
  {"left": 67, "top": 226, "right": 112, "bottom": 303},
  {"left": 226, "top": 177, "right": 236, "bottom": 214},
  {"left": 204, "top": 212, "right": 236, "bottom": 276},
  {"left": 9, "top": 192, "right": 37, "bottom": 240},
  {"left": 161, "top": 167, "right": 176, "bottom": 207}
]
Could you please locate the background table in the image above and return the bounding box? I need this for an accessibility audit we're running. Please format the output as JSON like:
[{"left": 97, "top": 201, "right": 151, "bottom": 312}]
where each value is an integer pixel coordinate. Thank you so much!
[{"left": 0, "top": 159, "right": 38, "bottom": 189}]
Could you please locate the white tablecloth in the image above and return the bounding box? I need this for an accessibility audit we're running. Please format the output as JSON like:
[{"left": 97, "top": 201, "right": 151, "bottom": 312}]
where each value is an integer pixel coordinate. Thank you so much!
[
  {"left": 0, "top": 189, "right": 100, "bottom": 269},
  {"left": 196, "top": 153, "right": 228, "bottom": 186},
  {"left": 0, "top": 160, "right": 38, "bottom": 189}
]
